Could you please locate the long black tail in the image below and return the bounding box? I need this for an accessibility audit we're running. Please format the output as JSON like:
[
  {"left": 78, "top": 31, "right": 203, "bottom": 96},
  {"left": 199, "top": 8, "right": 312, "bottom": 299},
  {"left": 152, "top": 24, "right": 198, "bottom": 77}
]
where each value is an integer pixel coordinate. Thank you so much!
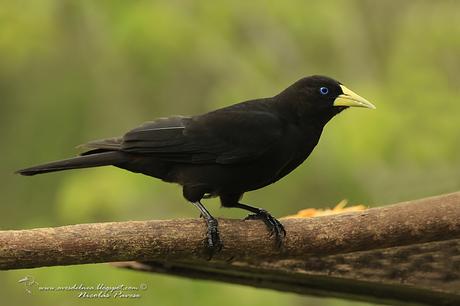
[{"left": 16, "top": 151, "right": 128, "bottom": 176}]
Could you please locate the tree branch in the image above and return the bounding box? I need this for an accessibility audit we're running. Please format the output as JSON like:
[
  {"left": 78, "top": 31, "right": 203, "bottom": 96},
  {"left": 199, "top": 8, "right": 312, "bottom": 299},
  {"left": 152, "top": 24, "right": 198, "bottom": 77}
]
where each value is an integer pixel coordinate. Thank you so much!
[{"left": 1, "top": 192, "right": 460, "bottom": 305}]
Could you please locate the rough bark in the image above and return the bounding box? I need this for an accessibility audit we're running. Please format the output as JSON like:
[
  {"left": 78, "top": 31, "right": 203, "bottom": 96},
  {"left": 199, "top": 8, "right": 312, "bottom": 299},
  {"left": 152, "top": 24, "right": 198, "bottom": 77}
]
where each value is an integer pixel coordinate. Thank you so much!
[{"left": 1, "top": 192, "right": 460, "bottom": 305}]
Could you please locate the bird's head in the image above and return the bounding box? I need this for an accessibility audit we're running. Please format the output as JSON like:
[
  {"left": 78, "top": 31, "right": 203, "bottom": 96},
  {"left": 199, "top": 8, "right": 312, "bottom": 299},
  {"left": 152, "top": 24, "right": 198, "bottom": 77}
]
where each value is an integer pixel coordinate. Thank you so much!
[{"left": 276, "top": 75, "right": 375, "bottom": 125}]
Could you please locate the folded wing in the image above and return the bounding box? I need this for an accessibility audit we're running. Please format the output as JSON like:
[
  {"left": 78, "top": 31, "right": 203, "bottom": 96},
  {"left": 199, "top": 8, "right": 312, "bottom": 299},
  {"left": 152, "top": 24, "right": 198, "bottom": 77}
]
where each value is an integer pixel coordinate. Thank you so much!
[{"left": 121, "top": 110, "right": 283, "bottom": 164}]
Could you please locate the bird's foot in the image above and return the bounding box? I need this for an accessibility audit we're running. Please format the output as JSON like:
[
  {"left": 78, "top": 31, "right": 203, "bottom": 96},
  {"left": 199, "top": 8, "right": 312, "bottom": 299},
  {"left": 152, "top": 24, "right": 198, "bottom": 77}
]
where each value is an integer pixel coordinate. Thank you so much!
[
  {"left": 245, "top": 209, "right": 286, "bottom": 248},
  {"left": 203, "top": 217, "right": 223, "bottom": 259}
]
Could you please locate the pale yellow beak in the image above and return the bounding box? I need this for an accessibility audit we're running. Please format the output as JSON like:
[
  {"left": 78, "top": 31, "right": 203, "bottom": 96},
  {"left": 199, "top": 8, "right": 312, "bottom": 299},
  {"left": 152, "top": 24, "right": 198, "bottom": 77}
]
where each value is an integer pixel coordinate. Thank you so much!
[{"left": 333, "top": 85, "right": 376, "bottom": 109}]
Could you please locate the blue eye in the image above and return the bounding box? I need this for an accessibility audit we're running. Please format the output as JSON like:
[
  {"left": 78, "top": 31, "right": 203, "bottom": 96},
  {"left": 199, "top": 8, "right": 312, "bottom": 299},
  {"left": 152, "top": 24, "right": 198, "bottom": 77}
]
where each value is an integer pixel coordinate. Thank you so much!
[{"left": 320, "top": 87, "right": 329, "bottom": 95}]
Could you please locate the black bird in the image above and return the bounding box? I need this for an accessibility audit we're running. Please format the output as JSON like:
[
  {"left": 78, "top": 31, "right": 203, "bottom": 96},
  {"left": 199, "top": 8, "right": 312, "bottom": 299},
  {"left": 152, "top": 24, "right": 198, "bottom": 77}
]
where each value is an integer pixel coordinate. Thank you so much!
[{"left": 17, "top": 75, "right": 375, "bottom": 254}]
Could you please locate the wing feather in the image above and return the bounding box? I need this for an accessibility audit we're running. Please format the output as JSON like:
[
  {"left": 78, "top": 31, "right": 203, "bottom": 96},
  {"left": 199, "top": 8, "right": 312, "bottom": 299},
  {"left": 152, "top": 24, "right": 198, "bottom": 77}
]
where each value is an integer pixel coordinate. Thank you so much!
[{"left": 121, "top": 109, "right": 283, "bottom": 164}]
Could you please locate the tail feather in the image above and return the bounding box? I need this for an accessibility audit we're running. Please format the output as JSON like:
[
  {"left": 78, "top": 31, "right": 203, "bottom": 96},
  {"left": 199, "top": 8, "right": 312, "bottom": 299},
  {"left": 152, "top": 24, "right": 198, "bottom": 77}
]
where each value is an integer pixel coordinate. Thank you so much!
[{"left": 16, "top": 151, "right": 127, "bottom": 176}]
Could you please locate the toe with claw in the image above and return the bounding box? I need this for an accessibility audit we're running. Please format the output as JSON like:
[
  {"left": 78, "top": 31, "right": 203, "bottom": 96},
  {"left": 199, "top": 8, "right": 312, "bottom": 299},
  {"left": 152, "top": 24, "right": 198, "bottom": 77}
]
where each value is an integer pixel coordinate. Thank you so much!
[
  {"left": 203, "top": 217, "right": 223, "bottom": 259},
  {"left": 245, "top": 209, "right": 286, "bottom": 248}
]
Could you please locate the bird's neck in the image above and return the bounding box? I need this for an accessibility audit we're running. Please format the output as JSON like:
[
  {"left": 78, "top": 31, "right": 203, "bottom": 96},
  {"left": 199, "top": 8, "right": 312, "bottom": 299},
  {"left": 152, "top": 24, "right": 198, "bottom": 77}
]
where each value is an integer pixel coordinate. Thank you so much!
[{"left": 271, "top": 97, "right": 343, "bottom": 129}]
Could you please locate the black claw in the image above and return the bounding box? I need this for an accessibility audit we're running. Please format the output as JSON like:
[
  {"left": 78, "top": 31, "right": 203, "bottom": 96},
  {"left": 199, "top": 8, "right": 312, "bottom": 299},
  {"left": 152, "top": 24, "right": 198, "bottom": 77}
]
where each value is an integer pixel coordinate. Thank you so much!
[
  {"left": 245, "top": 209, "right": 286, "bottom": 248},
  {"left": 191, "top": 201, "right": 223, "bottom": 259},
  {"left": 203, "top": 217, "right": 223, "bottom": 259}
]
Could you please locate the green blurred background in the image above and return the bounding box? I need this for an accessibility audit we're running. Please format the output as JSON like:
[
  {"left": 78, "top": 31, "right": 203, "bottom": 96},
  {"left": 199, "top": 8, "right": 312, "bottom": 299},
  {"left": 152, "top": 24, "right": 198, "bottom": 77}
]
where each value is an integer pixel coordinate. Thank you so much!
[{"left": 1, "top": 0, "right": 460, "bottom": 305}]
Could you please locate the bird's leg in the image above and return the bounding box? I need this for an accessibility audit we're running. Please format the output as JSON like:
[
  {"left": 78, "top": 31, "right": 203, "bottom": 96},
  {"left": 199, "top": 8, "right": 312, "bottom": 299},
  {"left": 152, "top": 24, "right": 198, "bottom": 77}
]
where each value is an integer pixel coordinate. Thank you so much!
[
  {"left": 234, "top": 203, "right": 286, "bottom": 249},
  {"left": 190, "top": 201, "right": 223, "bottom": 258}
]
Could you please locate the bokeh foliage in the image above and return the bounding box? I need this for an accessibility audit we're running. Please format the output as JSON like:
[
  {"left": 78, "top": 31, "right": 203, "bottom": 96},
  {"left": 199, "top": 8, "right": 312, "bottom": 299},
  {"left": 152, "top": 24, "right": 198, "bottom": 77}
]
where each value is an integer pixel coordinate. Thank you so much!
[{"left": 1, "top": 0, "right": 459, "bottom": 305}]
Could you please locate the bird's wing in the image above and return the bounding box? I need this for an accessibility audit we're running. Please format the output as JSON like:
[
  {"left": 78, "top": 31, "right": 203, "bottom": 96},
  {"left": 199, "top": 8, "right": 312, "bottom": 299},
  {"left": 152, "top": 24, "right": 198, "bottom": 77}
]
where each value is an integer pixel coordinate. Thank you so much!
[
  {"left": 79, "top": 137, "right": 123, "bottom": 152},
  {"left": 121, "top": 111, "right": 283, "bottom": 164}
]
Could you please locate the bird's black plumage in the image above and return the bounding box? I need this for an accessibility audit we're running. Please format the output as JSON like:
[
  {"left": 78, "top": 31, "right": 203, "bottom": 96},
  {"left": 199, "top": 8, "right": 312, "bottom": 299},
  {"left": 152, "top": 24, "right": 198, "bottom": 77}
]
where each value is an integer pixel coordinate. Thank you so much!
[{"left": 17, "top": 75, "right": 375, "bottom": 255}]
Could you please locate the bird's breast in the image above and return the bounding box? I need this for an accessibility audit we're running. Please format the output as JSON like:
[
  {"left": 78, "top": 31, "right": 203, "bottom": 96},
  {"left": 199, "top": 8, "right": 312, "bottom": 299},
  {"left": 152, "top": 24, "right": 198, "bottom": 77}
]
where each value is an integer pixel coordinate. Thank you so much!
[
  {"left": 227, "top": 124, "right": 323, "bottom": 191},
  {"left": 265, "top": 126, "right": 322, "bottom": 185}
]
